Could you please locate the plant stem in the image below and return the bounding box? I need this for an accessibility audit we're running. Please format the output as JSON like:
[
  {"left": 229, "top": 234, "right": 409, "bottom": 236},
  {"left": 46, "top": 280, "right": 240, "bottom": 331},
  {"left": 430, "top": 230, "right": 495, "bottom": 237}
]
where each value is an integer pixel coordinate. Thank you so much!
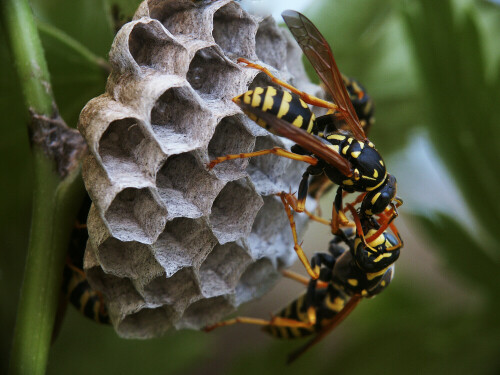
[
  {"left": 1, "top": 0, "right": 53, "bottom": 115},
  {"left": 1, "top": 0, "right": 87, "bottom": 374},
  {"left": 9, "top": 158, "right": 85, "bottom": 375}
]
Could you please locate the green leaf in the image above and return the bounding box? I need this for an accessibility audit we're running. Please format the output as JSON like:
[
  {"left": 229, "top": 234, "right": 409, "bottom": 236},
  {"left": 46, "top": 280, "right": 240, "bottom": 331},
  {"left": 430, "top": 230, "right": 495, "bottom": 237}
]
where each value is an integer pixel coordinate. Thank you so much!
[
  {"left": 48, "top": 313, "right": 212, "bottom": 375},
  {"left": 412, "top": 212, "right": 500, "bottom": 299},
  {"left": 403, "top": 0, "right": 500, "bottom": 249}
]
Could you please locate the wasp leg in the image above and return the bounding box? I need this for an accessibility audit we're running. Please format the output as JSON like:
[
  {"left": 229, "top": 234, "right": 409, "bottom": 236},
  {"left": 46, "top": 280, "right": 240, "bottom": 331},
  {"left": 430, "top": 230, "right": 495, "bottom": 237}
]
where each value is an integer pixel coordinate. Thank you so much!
[
  {"left": 387, "top": 222, "right": 404, "bottom": 250},
  {"left": 303, "top": 254, "right": 336, "bottom": 316},
  {"left": 281, "top": 269, "right": 328, "bottom": 289},
  {"left": 279, "top": 191, "right": 330, "bottom": 226},
  {"left": 203, "top": 315, "right": 315, "bottom": 332},
  {"left": 279, "top": 193, "right": 319, "bottom": 279},
  {"left": 345, "top": 202, "right": 397, "bottom": 255},
  {"left": 296, "top": 166, "right": 330, "bottom": 216},
  {"left": 327, "top": 229, "right": 353, "bottom": 259},
  {"left": 310, "top": 253, "right": 335, "bottom": 282},
  {"left": 365, "top": 207, "right": 398, "bottom": 243},
  {"left": 331, "top": 188, "right": 351, "bottom": 234},
  {"left": 207, "top": 147, "right": 318, "bottom": 169},
  {"left": 74, "top": 220, "right": 87, "bottom": 230},
  {"left": 364, "top": 195, "right": 403, "bottom": 242},
  {"left": 237, "top": 58, "right": 339, "bottom": 111},
  {"left": 281, "top": 269, "right": 310, "bottom": 286},
  {"left": 281, "top": 252, "right": 335, "bottom": 290},
  {"left": 297, "top": 171, "right": 310, "bottom": 212},
  {"left": 281, "top": 270, "right": 328, "bottom": 289}
]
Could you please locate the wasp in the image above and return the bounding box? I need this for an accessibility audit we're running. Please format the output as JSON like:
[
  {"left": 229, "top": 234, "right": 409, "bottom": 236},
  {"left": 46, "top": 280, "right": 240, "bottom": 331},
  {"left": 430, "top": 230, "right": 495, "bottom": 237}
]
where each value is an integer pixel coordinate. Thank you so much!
[
  {"left": 208, "top": 10, "right": 402, "bottom": 280},
  {"left": 307, "top": 74, "right": 374, "bottom": 203},
  {"left": 61, "top": 195, "right": 110, "bottom": 325},
  {"left": 205, "top": 201, "right": 403, "bottom": 363}
]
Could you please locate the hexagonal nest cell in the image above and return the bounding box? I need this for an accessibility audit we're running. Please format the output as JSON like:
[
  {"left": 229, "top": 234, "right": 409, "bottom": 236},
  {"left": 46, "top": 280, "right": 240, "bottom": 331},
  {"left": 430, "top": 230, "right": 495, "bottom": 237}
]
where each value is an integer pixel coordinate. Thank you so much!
[
  {"left": 150, "top": 85, "right": 213, "bottom": 154},
  {"left": 246, "top": 195, "right": 300, "bottom": 269},
  {"left": 148, "top": 0, "right": 209, "bottom": 39},
  {"left": 98, "top": 117, "right": 159, "bottom": 182},
  {"left": 142, "top": 267, "right": 201, "bottom": 308},
  {"left": 79, "top": 0, "right": 322, "bottom": 337},
  {"left": 117, "top": 305, "right": 177, "bottom": 338},
  {"left": 199, "top": 242, "right": 252, "bottom": 298},
  {"left": 177, "top": 296, "right": 234, "bottom": 329},
  {"left": 212, "top": 1, "right": 256, "bottom": 59},
  {"left": 156, "top": 151, "right": 224, "bottom": 220},
  {"left": 104, "top": 187, "right": 167, "bottom": 244},
  {"left": 152, "top": 217, "right": 218, "bottom": 277},
  {"left": 256, "top": 17, "right": 288, "bottom": 70},
  {"left": 128, "top": 21, "right": 188, "bottom": 74},
  {"left": 247, "top": 135, "right": 301, "bottom": 195},
  {"left": 187, "top": 47, "right": 240, "bottom": 101},
  {"left": 209, "top": 178, "right": 263, "bottom": 245},
  {"left": 235, "top": 257, "right": 280, "bottom": 306},
  {"left": 97, "top": 237, "right": 161, "bottom": 279},
  {"left": 207, "top": 114, "right": 256, "bottom": 179}
]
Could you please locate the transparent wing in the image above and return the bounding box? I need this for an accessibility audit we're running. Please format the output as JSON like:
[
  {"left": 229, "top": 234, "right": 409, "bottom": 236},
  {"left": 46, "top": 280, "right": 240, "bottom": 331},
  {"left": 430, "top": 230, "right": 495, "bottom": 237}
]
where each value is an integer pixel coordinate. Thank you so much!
[
  {"left": 282, "top": 10, "right": 366, "bottom": 141},
  {"left": 236, "top": 102, "right": 353, "bottom": 176}
]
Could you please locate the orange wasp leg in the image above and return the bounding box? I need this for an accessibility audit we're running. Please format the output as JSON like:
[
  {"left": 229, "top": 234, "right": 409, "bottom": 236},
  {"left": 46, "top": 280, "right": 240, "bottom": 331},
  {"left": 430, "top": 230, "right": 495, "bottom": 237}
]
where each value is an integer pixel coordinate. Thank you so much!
[
  {"left": 74, "top": 220, "right": 87, "bottom": 230},
  {"left": 204, "top": 314, "right": 316, "bottom": 332},
  {"left": 278, "top": 192, "right": 319, "bottom": 280},
  {"left": 280, "top": 191, "right": 330, "bottom": 226},
  {"left": 237, "top": 58, "right": 339, "bottom": 112},
  {"left": 281, "top": 269, "right": 328, "bottom": 289},
  {"left": 66, "top": 261, "right": 86, "bottom": 279},
  {"left": 331, "top": 202, "right": 352, "bottom": 234},
  {"left": 386, "top": 222, "right": 404, "bottom": 251},
  {"left": 330, "top": 192, "right": 364, "bottom": 234},
  {"left": 365, "top": 197, "right": 403, "bottom": 243},
  {"left": 207, "top": 147, "right": 318, "bottom": 169},
  {"left": 366, "top": 210, "right": 396, "bottom": 243}
]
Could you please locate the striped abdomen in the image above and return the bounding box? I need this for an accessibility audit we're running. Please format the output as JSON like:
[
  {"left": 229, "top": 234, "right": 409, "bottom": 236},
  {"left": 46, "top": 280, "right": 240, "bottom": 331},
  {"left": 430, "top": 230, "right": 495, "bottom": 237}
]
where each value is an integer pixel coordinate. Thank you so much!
[
  {"left": 263, "top": 288, "right": 347, "bottom": 340},
  {"left": 63, "top": 264, "right": 110, "bottom": 324},
  {"left": 235, "top": 86, "right": 317, "bottom": 135},
  {"left": 63, "top": 194, "right": 109, "bottom": 324},
  {"left": 263, "top": 293, "right": 316, "bottom": 339},
  {"left": 342, "top": 75, "right": 375, "bottom": 133}
]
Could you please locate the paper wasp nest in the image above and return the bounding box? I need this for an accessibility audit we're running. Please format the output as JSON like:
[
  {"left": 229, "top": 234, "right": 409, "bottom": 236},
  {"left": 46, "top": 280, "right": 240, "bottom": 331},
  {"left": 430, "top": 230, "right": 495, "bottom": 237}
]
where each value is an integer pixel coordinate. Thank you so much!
[{"left": 78, "top": 0, "right": 321, "bottom": 338}]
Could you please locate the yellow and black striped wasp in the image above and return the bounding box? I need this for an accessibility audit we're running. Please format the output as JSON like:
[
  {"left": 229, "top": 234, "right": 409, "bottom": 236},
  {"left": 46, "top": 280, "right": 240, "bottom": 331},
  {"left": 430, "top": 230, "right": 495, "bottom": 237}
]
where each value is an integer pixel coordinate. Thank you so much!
[
  {"left": 205, "top": 202, "right": 403, "bottom": 363},
  {"left": 205, "top": 9, "right": 405, "bottom": 360},
  {"left": 60, "top": 195, "right": 109, "bottom": 325},
  {"left": 208, "top": 10, "right": 402, "bottom": 280}
]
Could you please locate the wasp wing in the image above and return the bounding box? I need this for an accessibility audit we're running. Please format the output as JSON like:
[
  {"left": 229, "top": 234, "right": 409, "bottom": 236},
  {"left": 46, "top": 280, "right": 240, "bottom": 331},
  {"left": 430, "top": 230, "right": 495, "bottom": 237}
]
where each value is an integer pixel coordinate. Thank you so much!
[
  {"left": 287, "top": 294, "right": 362, "bottom": 364},
  {"left": 235, "top": 102, "right": 353, "bottom": 176},
  {"left": 282, "top": 10, "right": 366, "bottom": 141}
]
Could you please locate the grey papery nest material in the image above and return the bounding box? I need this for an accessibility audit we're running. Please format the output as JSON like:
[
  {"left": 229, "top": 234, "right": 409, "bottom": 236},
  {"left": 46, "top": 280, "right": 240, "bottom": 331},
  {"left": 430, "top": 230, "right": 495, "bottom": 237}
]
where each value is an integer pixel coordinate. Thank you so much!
[{"left": 78, "top": 0, "right": 322, "bottom": 338}]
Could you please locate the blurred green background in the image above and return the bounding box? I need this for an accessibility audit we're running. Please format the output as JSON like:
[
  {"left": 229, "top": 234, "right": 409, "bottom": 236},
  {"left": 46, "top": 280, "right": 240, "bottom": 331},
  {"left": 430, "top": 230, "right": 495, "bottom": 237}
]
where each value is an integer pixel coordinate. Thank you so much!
[{"left": 2, "top": 0, "right": 500, "bottom": 373}]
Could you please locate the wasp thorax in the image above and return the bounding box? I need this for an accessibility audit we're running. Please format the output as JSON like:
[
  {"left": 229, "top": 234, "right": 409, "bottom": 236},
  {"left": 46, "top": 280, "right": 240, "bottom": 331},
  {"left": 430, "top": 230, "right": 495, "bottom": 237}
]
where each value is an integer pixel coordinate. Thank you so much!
[{"left": 78, "top": 0, "right": 323, "bottom": 338}]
